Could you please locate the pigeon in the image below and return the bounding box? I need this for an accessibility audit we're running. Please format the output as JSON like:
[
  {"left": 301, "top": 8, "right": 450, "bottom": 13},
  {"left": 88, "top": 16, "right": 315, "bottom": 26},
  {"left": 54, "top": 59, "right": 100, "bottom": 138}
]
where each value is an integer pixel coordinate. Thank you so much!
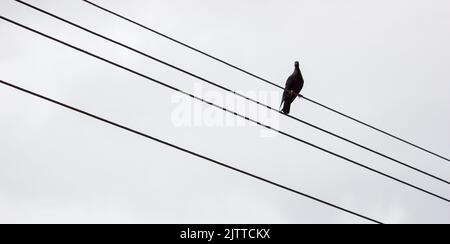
[{"left": 280, "top": 61, "right": 304, "bottom": 114}]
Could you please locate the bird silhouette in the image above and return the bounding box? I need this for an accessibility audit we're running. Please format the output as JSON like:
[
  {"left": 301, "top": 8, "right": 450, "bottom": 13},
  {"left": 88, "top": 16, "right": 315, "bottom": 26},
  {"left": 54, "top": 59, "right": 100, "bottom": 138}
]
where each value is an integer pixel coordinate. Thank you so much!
[{"left": 280, "top": 61, "right": 304, "bottom": 114}]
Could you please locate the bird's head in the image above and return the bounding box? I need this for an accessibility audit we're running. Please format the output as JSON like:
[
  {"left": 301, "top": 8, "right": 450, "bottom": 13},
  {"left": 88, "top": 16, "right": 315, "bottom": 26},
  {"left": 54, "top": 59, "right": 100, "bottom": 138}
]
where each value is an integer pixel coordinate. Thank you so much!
[{"left": 294, "top": 61, "right": 300, "bottom": 68}]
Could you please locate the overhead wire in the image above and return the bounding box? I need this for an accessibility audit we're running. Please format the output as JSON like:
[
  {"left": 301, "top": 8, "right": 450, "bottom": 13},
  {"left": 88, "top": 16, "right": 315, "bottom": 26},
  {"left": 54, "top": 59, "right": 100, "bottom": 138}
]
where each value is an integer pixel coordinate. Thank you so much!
[
  {"left": 81, "top": 0, "right": 450, "bottom": 162},
  {"left": 0, "top": 79, "right": 383, "bottom": 224},
  {"left": 14, "top": 0, "right": 450, "bottom": 185},
  {"left": 1, "top": 15, "right": 449, "bottom": 204}
]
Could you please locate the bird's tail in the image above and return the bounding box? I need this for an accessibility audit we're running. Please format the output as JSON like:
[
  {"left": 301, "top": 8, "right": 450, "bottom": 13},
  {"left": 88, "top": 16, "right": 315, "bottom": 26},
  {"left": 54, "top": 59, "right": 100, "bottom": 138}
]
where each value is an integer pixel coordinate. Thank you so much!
[
  {"left": 282, "top": 102, "right": 291, "bottom": 114},
  {"left": 280, "top": 91, "right": 286, "bottom": 110}
]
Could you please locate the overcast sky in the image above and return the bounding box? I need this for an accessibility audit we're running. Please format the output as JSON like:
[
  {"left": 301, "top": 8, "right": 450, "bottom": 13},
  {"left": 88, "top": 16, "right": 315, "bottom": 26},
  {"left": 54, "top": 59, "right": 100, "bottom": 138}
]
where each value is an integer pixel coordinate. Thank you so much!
[{"left": 1, "top": 0, "right": 449, "bottom": 224}]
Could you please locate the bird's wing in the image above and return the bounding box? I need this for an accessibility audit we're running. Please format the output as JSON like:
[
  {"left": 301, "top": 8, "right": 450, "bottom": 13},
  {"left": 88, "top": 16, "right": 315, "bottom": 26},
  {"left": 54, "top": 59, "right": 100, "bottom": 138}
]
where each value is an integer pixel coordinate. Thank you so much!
[
  {"left": 294, "top": 79, "right": 304, "bottom": 93},
  {"left": 281, "top": 75, "right": 294, "bottom": 107},
  {"left": 285, "top": 74, "right": 296, "bottom": 90},
  {"left": 293, "top": 68, "right": 305, "bottom": 93}
]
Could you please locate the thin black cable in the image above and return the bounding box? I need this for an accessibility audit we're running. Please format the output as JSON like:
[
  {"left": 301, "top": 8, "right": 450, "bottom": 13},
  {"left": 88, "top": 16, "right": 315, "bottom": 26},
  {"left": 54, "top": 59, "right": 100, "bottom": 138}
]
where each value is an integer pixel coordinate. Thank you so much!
[
  {"left": 301, "top": 96, "right": 450, "bottom": 162},
  {"left": 0, "top": 79, "right": 382, "bottom": 224},
  {"left": 81, "top": 0, "right": 449, "bottom": 162},
  {"left": 2, "top": 15, "right": 449, "bottom": 205},
  {"left": 16, "top": 0, "right": 450, "bottom": 185}
]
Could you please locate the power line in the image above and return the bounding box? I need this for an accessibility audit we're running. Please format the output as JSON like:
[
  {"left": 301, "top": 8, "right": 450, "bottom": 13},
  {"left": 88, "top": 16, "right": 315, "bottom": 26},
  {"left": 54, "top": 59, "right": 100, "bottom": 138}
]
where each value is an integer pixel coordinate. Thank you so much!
[
  {"left": 0, "top": 79, "right": 382, "bottom": 224},
  {"left": 2, "top": 15, "right": 449, "bottom": 205},
  {"left": 301, "top": 96, "right": 450, "bottom": 162},
  {"left": 81, "top": 0, "right": 450, "bottom": 162},
  {"left": 15, "top": 0, "right": 450, "bottom": 186}
]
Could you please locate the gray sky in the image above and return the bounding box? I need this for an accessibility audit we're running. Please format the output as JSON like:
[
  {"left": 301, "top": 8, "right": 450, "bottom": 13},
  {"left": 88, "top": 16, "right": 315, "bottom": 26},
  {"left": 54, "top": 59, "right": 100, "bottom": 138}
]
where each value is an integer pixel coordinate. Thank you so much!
[{"left": 0, "top": 0, "right": 449, "bottom": 223}]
